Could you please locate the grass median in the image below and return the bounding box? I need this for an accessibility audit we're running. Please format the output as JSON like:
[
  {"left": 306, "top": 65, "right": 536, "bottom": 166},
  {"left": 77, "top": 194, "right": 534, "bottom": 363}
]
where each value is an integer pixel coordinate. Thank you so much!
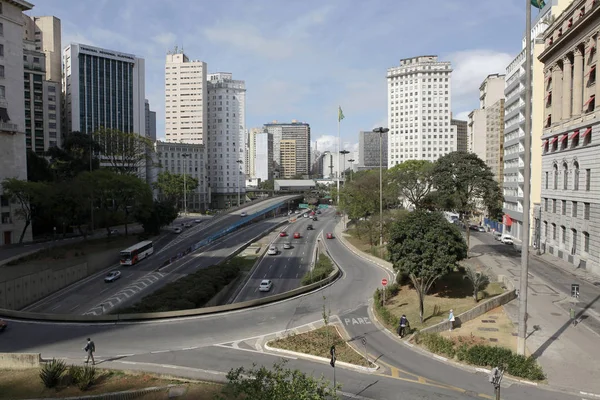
[{"left": 301, "top": 253, "right": 334, "bottom": 285}]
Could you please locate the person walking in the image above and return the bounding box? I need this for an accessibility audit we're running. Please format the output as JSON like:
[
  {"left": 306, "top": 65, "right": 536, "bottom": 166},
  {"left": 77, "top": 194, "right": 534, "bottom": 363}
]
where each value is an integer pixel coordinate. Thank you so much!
[
  {"left": 448, "top": 309, "right": 455, "bottom": 331},
  {"left": 84, "top": 338, "right": 95, "bottom": 365},
  {"left": 398, "top": 315, "right": 410, "bottom": 338}
]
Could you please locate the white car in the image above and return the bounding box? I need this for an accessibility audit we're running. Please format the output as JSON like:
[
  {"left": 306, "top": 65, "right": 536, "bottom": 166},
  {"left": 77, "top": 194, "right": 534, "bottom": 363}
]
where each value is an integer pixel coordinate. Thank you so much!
[
  {"left": 104, "top": 270, "right": 121, "bottom": 283},
  {"left": 241, "top": 212, "right": 248, "bottom": 217},
  {"left": 194, "top": 219, "right": 202, "bottom": 223},
  {"left": 259, "top": 279, "right": 273, "bottom": 292},
  {"left": 283, "top": 242, "right": 292, "bottom": 249},
  {"left": 173, "top": 227, "right": 182, "bottom": 234},
  {"left": 501, "top": 235, "right": 514, "bottom": 245},
  {"left": 267, "top": 246, "right": 278, "bottom": 255}
]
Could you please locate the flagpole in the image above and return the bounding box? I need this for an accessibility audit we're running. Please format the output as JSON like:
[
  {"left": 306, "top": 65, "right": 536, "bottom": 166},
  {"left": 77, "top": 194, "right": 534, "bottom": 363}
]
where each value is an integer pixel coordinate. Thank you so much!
[{"left": 337, "top": 107, "right": 340, "bottom": 205}]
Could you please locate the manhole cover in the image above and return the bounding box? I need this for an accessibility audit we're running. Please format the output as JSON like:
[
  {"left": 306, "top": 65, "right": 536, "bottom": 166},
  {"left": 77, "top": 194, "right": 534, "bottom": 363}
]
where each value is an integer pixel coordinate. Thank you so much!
[{"left": 551, "top": 312, "right": 562, "bottom": 316}]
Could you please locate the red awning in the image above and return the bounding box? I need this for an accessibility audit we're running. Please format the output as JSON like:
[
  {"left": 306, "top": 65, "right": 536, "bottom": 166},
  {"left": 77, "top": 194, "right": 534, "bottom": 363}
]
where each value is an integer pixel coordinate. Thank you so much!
[
  {"left": 570, "top": 130, "right": 580, "bottom": 140},
  {"left": 550, "top": 136, "right": 558, "bottom": 144},
  {"left": 584, "top": 95, "right": 596, "bottom": 107},
  {"left": 560, "top": 134, "right": 568, "bottom": 142},
  {"left": 541, "top": 139, "right": 548, "bottom": 147},
  {"left": 503, "top": 215, "right": 513, "bottom": 227},
  {"left": 583, "top": 127, "right": 592, "bottom": 137}
]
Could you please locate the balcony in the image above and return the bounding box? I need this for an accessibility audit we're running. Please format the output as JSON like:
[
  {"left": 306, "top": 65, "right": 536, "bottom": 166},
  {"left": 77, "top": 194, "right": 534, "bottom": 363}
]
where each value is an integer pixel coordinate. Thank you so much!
[{"left": 0, "top": 122, "right": 19, "bottom": 133}]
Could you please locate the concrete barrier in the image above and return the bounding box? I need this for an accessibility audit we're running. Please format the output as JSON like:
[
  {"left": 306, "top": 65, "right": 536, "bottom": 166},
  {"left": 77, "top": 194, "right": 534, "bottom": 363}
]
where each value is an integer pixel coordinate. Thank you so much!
[{"left": 0, "top": 352, "right": 42, "bottom": 369}]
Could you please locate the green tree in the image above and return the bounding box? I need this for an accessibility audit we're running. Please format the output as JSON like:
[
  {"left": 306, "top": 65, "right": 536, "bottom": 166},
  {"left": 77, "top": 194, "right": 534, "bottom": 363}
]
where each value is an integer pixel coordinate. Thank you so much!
[
  {"left": 49, "top": 179, "right": 94, "bottom": 238},
  {"left": 463, "top": 266, "right": 490, "bottom": 302},
  {"left": 432, "top": 152, "right": 503, "bottom": 255},
  {"left": 26, "top": 150, "right": 55, "bottom": 182},
  {"left": 153, "top": 171, "right": 199, "bottom": 209},
  {"left": 259, "top": 179, "right": 274, "bottom": 190},
  {"left": 111, "top": 174, "right": 154, "bottom": 235},
  {"left": 218, "top": 361, "right": 338, "bottom": 400},
  {"left": 388, "top": 211, "right": 467, "bottom": 322},
  {"left": 1, "top": 178, "right": 49, "bottom": 243},
  {"left": 46, "top": 131, "right": 101, "bottom": 180},
  {"left": 135, "top": 200, "right": 178, "bottom": 235},
  {"left": 94, "top": 127, "right": 154, "bottom": 175},
  {"left": 386, "top": 160, "right": 434, "bottom": 210}
]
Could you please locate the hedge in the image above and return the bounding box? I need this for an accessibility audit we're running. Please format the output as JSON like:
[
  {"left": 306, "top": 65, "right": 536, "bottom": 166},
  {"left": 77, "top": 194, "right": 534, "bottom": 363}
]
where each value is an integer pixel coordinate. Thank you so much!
[
  {"left": 416, "top": 333, "right": 545, "bottom": 381},
  {"left": 373, "top": 284, "right": 401, "bottom": 329},
  {"left": 301, "top": 254, "right": 335, "bottom": 285}
]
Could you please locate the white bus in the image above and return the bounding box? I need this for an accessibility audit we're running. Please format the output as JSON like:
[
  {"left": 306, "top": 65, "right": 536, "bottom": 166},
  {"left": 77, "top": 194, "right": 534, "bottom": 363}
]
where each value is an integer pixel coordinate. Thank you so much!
[{"left": 120, "top": 240, "right": 154, "bottom": 266}]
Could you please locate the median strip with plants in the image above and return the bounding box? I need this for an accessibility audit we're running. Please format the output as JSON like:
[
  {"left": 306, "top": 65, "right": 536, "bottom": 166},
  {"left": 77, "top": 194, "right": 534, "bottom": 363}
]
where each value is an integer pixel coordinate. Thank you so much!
[{"left": 301, "top": 254, "right": 335, "bottom": 285}]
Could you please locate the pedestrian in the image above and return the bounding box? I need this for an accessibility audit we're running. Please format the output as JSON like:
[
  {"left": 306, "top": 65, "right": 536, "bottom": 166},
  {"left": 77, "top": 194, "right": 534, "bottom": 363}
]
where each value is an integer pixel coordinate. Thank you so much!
[
  {"left": 448, "top": 309, "right": 455, "bottom": 331},
  {"left": 398, "top": 314, "right": 410, "bottom": 338},
  {"left": 84, "top": 338, "right": 95, "bottom": 365}
]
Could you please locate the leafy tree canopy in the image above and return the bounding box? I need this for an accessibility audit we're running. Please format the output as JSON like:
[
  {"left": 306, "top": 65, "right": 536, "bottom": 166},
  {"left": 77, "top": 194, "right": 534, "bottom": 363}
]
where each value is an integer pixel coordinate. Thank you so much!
[
  {"left": 386, "top": 160, "right": 434, "bottom": 210},
  {"left": 154, "top": 171, "right": 199, "bottom": 206}
]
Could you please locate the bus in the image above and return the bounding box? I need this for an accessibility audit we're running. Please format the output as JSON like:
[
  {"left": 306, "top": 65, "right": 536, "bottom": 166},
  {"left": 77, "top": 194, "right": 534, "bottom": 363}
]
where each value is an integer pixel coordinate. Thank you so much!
[{"left": 120, "top": 240, "right": 154, "bottom": 265}]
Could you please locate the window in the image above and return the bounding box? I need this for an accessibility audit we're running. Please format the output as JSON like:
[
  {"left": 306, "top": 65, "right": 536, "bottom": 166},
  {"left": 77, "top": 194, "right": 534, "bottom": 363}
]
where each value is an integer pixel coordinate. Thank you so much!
[
  {"left": 545, "top": 171, "right": 549, "bottom": 189},
  {"left": 584, "top": 203, "right": 590, "bottom": 220},
  {"left": 563, "top": 162, "right": 568, "bottom": 189},
  {"left": 553, "top": 164, "right": 558, "bottom": 189},
  {"left": 543, "top": 221, "right": 548, "bottom": 240},
  {"left": 572, "top": 229, "right": 577, "bottom": 254},
  {"left": 585, "top": 169, "right": 591, "bottom": 191},
  {"left": 552, "top": 223, "right": 557, "bottom": 240},
  {"left": 574, "top": 162, "right": 580, "bottom": 190},
  {"left": 0, "top": 23, "right": 3, "bottom": 36},
  {"left": 544, "top": 198, "right": 548, "bottom": 212},
  {"left": 583, "top": 232, "right": 590, "bottom": 253},
  {"left": 0, "top": 85, "right": 4, "bottom": 99},
  {"left": 1, "top": 212, "right": 10, "bottom": 224},
  {"left": 561, "top": 226, "right": 566, "bottom": 245},
  {"left": 573, "top": 201, "right": 578, "bottom": 217},
  {"left": 0, "top": 195, "right": 8, "bottom": 207},
  {"left": 0, "top": 44, "right": 3, "bottom": 57},
  {"left": 553, "top": 199, "right": 557, "bottom": 213},
  {"left": 562, "top": 200, "right": 567, "bottom": 215},
  {"left": 0, "top": 65, "right": 4, "bottom": 78}
]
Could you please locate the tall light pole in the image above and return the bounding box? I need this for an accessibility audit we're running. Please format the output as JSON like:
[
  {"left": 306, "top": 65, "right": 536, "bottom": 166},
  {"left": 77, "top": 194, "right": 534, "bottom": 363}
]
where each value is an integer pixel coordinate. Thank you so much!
[
  {"left": 182, "top": 153, "right": 191, "bottom": 215},
  {"left": 517, "top": 0, "right": 533, "bottom": 356},
  {"left": 339, "top": 150, "right": 350, "bottom": 185},
  {"left": 373, "top": 127, "right": 389, "bottom": 248},
  {"left": 236, "top": 159, "right": 243, "bottom": 206},
  {"left": 348, "top": 159, "right": 355, "bottom": 181}
]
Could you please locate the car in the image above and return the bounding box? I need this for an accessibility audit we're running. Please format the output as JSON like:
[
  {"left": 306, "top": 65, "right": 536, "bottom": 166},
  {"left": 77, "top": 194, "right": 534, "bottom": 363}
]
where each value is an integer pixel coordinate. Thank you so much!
[
  {"left": 326, "top": 232, "right": 334, "bottom": 239},
  {"left": 317, "top": 210, "right": 322, "bottom": 214},
  {"left": 267, "top": 246, "right": 278, "bottom": 255},
  {"left": 104, "top": 270, "right": 121, "bottom": 283},
  {"left": 303, "top": 213, "right": 309, "bottom": 218},
  {"left": 184, "top": 222, "right": 192, "bottom": 228},
  {"left": 307, "top": 224, "right": 313, "bottom": 230},
  {"left": 194, "top": 219, "right": 202, "bottom": 223},
  {"left": 259, "top": 279, "right": 273, "bottom": 292},
  {"left": 294, "top": 232, "right": 301, "bottom": 239},
  {"left": 469, "top": 225, "right": 479, "bottom": 231},
  {"left": 283, "top": 242, "right": 292, "bottom": 249},
  {"left": 313, "top": 217, "right": 318, "bottom": 221},
  {"left": 477, "top": 226, "right": 486, "bottom": 232},
  {"left": 493, "top": 231, "right": 503, "bottom": 240},
  {"left": 173, "top": 227, "right": 182, "bottom": 234},
  {"left": 0, "top": 319, "right": 7, "bottom": 332},
  {"left": 501, "top": 235, "right": 514, "bottom": 245},
  {"left": 280, "top": 231, "right": 288, "bottom": 237},
  {"left": 107, "top": 229, "right": 119, "bottom": 236},
  {"left": 240, "top": 212, "right": 248, "bottom": 217}
]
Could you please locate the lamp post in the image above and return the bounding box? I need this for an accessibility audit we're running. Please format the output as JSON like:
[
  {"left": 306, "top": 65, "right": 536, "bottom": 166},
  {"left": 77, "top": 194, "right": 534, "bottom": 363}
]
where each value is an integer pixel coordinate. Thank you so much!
[
  {"left": 339, "top": 150, "right": 350, "bottom": 185},
  {"left": 347, "top": 159, "right": 355, "bottom": 181},
  {"left": 372, "top": 127, "right": 389, "bottom": 249},
  {"left": 182, "top": 153, "right": 191, "bottom": 215},
  {"left": 236, "top": 159, "right": 244, "bottom": 207}
]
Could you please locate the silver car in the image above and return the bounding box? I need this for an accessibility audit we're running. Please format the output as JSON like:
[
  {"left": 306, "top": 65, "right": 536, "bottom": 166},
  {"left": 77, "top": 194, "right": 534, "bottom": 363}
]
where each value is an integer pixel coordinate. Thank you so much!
[
  {"left": 259, "top": 280, "right": 273, "bottom": 292},
  {"left": 104, "top": 270, "right": 121, "bottom": 283}
]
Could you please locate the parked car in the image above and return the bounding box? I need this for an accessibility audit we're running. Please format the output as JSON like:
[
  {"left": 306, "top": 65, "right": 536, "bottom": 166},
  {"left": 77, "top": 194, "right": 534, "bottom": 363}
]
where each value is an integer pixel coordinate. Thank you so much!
[
  {"left": 313, "top": 217, "right": 318, "bottom": 221},
  {"left": 493, "top": 231, "right": 503, "bottom": 241},
  {"left": 259, "top": 279, "right": 273, "bottom": 292},
  {"left": 241, "top": 212, "right": 248, "bottom": 217},
  {"left": 477, "top": 226, "right": 486, "bottom": 232},
  {"left": 104, "top": 270, "right": 121, "bottom": 283},
  {"left": 184, "top": 222, "right": 192, "bottom": 228},
  {"left": 294, "top": 232, "right": 301, "bottom": 239},
  {"left": 0, "top": 319, "right": 7, "bottom": 332},
  {"left": 267, "top": 246, "right": 278, "bottom": 256},
  {"left": 303, "top": 213, "right": 309, "bottom": 218},
  {"left": 280, "top": 231, "right": 288, "bottom": 237},
  {"left": 469, "top": 225, "right": 479, "bottom": 231},
  {"left": 283, "top": 242, "right": 292, "bottom": 249},
  {"left": 501, "top": 235, "right": 514, "bottom": 245},
  {"left": 108, "top": 229, "right": 119, "bottom": 236},
  {"left": 173, "top": 227, "right": 182, "bottom": 234},
  {"left": 326, "top": 232, "right": 334, "bottom": 239},
  {"left": 317, "top": 210, "right": 322, "bottom": 214},
  {"left": 307, "top": 224, "right": 314, "bottom": 230}
]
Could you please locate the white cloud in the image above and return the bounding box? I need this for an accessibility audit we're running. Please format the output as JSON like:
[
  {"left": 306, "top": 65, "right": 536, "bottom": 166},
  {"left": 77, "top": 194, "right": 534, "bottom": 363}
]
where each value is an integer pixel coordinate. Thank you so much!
[
  {"left": 153, "top": 32, "right": 177, "bottom": 46},
  {"left": 312, "top": 135, "right": 357, "bottom": 154},
  {"left": 454, "top": 111, "right": 471, "bottom": 121}
]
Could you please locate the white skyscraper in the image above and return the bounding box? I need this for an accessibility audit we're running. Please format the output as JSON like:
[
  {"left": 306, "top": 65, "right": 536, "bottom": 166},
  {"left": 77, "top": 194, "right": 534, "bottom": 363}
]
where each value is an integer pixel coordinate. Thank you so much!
[
  {"left": 206, "top": 72, "right": 246, "bottom": 208},
  {"left": 164, "top": 49, "right": 207, "bottom": 144},
  {"left": 387, "top": 55, "right": 456, "bottom": 167}
]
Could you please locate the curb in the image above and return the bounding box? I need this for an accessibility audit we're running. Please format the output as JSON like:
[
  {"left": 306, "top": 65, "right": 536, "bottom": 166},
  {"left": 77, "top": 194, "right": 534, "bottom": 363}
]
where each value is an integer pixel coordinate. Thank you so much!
[{"left": 27, "top": 384, "right": 175, "bottom": 400}]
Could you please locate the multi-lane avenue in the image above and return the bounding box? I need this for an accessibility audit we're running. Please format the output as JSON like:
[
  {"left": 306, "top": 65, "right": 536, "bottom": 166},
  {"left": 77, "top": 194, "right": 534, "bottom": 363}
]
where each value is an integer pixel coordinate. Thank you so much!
[{"left": 0, "top": 210, "right": 584, "bottom": 400}]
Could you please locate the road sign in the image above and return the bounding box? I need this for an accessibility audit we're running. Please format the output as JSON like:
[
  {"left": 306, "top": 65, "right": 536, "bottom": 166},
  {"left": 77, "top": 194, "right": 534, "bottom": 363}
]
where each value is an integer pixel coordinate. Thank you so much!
[
  {"left": 571, "top": 283, "right": 580, "bottom": 299},
  {"left": 318, "top": 204, "right": 329, "bottom": 209},
  {"left": 299, "top": 203, "right": 309, "bottom": 209},
  {"left": 382, "top": 278, "right": 388, "bottom": 286}
]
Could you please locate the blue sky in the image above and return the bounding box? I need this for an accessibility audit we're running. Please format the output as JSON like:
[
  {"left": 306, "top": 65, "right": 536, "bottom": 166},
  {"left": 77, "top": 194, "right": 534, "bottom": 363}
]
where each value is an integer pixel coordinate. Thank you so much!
[{"left": 29, "top": 0, "right": 528, "bottom": 153}]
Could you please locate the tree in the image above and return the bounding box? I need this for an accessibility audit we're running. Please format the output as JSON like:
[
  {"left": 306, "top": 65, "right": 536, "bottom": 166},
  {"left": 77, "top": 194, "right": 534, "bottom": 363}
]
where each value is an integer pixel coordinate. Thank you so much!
[
  {"left": 94, "top": 127, "right": 154, "bottom": 175},
  {"left": 111, "top": 174, "right": 154, "bottom": 235},
  {"left": 135, "top": 200, "right": 178, "bottom": 235},
  {"left": 388, "top": 211, "right": 467, "bottom": 322},
  {"left": 153, "top": 171, "right": 199, "bottom": 208},
  {"left": 432, "top": 152, "right": 503, "bottom": 255},
  {"left": 46, "top": 131, "right": 101, "bottom": 180},
  {"left": 386, "top": 160, "right": 434, "bottom": 210},
  {"left": 218, "top": 361, "right": 337, "bottom": 400},
  {"left": 259, "top": 179, "right": 274, "bottom": 190},
  {"left": 463, "top": 266, "right": 490, "bottom": 302},
  {"left": 1, "top": 178, "right": 48, "bottom": 243},
  {"left": 338, "top": 170, "right": 381, "bottom": 220},
  {"left": 26, "top": 150, "right": 54, "bottom": 182},
  {"left": 50, "top": 179, "right": 94, "bottom": 238}
]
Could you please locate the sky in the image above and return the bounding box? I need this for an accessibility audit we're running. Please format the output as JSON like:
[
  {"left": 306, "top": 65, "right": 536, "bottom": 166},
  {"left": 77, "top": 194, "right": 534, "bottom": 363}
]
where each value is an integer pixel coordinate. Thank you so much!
[{"left": 29, "top": 0, "right": 528, "bottom": 154}]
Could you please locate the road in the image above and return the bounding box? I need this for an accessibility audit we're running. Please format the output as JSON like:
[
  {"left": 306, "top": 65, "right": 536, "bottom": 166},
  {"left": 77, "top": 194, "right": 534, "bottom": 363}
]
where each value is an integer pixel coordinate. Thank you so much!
[
  {"left": 22, "top": 196, "right": 299, "bottom": 315},
  {"left": 0, "top": 212, "right": 584, "bottom": 400},
  {"left": 234, "top": 208, "right": 332, "bottom": 302}
]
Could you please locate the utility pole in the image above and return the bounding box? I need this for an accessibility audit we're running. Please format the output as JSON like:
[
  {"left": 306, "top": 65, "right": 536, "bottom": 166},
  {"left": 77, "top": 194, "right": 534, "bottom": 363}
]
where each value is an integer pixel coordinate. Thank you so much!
[
  {"left": 373, "top": 127, "right": 389, "bottom": 248},
  {"left": 237, "top": 160, "right": 244, "bottom": 206},
  {"left": 182, "top": 153, "right": 191, "bottom": 215},
  {"left": 518, "top": 0, "right": 532, "bottom": 356}
]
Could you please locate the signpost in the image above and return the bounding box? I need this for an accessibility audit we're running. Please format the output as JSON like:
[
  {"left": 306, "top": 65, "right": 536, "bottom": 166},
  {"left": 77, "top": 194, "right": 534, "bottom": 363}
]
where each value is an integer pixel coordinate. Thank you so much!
[
  {"left": 361, "top": 336, "right": 368, "bottom": 365},
  {"left": 382, "top": 278, "right": 388, "bottom": 305},
  {"left": 330, "top": 345, "right": 336, "bottom": 396}
]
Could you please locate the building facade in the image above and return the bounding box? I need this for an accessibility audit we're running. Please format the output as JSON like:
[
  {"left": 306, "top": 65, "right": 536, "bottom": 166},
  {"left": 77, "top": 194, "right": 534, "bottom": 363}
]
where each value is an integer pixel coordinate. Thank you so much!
[
  {"left": 145, "top": 99, "right": 156, "bottom": 142},
  {"left": 387, "top": 55, "right": 456, "bottom": 167},
  {"left": 254, "top": 131, "right": 273, "bottom": 182},
  {"left": 155, "top": 141, "right": 207, "bottom": 211},
  {"left": 0, "top": 0, "right": 34, "bottom": 245},
  {"left": 280, "top": 139, "right": 297, "bottom": 177},
  {"left": 486, "top": 99, "right": 505, "bottom": 182},
  {"left": 468, "top": 109, "right": 486, "bottom": 155},
  {"left": 264, "top": 120, "right": 311, "bottom": 176},
  {"left": 538, "top": 0, "right": 600, "bottom": 276},
  {"left": 451, "top": 119, "right": 468, "bottom": 152},
  {"left": 502, "top": 0, "right": 571, "bottom": 242},
  {"left": 358, "top": 130, "right": 388, "bottom": 168},
  {"left": 23, "top": 15, "right": 61, "bottom": 82},
  {"left": 248, "top": 127, "right": 263, "bottom": 178},
  {"left": 206, "top": 72, "right": 246, "bottom": 208},
  {"left": 164, "top": 49, "right": 207, "bottom": 144},
  {"left": 320, "top": 151, "right": 340, "bottom": 179}
]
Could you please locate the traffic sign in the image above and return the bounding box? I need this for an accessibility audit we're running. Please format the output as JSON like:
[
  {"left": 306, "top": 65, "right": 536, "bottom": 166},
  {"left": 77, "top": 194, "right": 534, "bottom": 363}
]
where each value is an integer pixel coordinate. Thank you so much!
[{"left": 382, "top": 278, "right": 388, "bottom": 286}]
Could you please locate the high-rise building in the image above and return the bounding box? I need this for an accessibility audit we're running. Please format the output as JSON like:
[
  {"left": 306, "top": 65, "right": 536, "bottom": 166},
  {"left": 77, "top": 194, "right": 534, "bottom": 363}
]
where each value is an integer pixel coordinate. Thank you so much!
[
  {"left": 63, "top": 43, "right": 146, "bottom": 137},
  {"left": 538, "top": 0, "right": 600, "bottom": 275},
  {"left": 23, "top": 15, "right": 61, "bottom": 82},
  {"left": 254, "top": 131, "right": 273, "bottom": 182},
  {"left": 264, "top": 120, "right": 311, "bottom": 177},
  {"left": 145, "top": 99, "right": 156, "bottom": 142},
  {"left": 387, "top": 55, "right": 456, "bottom": 166},
  {"left": 486, "top": 99, "right": 505, "bottom": 182},
  {"left": 164, "top": 49, "right": 207, "bottom": 144},
  {"left": 320, "top": 151, "right": 340, "bottom": 179},
  {"left": 451, "top": 119, "right": 468, "bottom": 152},
  {"left": 468, "top": 109, "right": 486, "bottom": 155},
  {"left": 206, "top": 72, "right": 246, "bottom": 208},
  {"left": 248, "top": 127, "right": 263, "bottom": 178},
  {"left": 502, "top": 0, "right": 571, "bottom": 243},
  {"left": 280, "top": 139, "right": 297, "bottom": 178},
  {"left": 0, "top": 0, "right": 34, "bottom": 245},
  {"left": 358, "top": 130, "right": 387, "bottom": 169}
]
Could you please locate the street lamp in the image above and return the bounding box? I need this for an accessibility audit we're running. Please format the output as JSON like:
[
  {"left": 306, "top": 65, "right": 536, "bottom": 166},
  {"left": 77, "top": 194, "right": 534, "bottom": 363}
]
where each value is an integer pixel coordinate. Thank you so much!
[
  {"left": 339, "top": 150, "right": 350, "bottom": 185},
  {"left": 236, "top": 159, "right": 244, "bottom": 207},
  {"left": 372, "top": 127, "right": 389, "bottom": 249},
  {"left": 347, "top": 159, "right": 355, "bottom": 182},
  {"left": 182, "top": 153, "right": 191, "bottom": 215}
]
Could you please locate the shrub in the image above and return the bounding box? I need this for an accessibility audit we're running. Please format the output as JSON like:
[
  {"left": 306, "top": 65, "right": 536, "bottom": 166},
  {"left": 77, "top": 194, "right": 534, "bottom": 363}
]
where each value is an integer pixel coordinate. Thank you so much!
[
  {"left": 68, "top": 364, "right": 84, "bottom": 383},
  {"left": 39, "top": 359, "right": 66, "bottom": 388},
  {"left": 416, "top": 333, "right": 456, "bottom": 358},
  {"left": 77, "top": 365, "right": 97, "bottom": 391},
  {"left": 373, "top": 288, "right": 399, "bottom": 328},
  {"left": 301, "top": 255, "right": 334, "bottom": 285}
]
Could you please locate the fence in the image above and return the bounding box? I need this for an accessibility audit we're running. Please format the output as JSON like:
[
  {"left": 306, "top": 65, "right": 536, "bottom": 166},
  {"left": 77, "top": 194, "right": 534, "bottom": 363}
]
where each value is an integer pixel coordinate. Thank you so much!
[{"left": 484, "top": 218, "right": 504, "bottom": 233}]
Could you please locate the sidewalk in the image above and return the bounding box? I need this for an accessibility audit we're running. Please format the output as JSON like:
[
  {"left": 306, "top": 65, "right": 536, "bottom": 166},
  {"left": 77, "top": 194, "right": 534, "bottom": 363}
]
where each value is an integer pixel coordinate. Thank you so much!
[{"left": 469, "top": 234, "right": 600, "bottom": 395}]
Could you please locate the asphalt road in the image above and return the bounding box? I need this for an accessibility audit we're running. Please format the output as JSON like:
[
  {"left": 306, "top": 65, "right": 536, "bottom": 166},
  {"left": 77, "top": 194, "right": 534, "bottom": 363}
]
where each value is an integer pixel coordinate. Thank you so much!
[
  {"left": 233, "top": 209, "right": 332, "bottom": 302},
  {"left": 22, "top": 196, "right": 298, "bottom": 315},
  {"left": 0, "top": 211, "right": 583, "bottom": 400}
]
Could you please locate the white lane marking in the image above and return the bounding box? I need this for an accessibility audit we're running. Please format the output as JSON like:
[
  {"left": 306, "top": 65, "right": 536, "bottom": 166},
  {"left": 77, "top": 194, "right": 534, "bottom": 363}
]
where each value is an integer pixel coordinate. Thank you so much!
[
  {"left": 98, "top": 287, "right": 110, "bottom": 295},
  {"left": 69, "top": 304, "right": 79, "bottom": 312},
  {"left": 213, "top": 344, "right": 298, "bottom": 360},
  {"left": 50, "top": 304, "right": 61, "bottom": 311},
  {"left": 150, "top": 350, "right": 171, "bottom": 354},
  {"left": 125, "top": 273, "right": 134, "bottom": 278},
  {"left": 581, "top": 392, "right": 600, "bottom": 398}
]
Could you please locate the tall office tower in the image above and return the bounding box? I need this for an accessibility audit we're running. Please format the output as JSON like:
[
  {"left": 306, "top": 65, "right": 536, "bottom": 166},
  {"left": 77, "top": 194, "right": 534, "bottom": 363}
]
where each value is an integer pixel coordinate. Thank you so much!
[
  {"left": 264, "top": 120, "right": 311, "bottom": 177},
  {"left": 502, "top": 0, "right": 571, "bottom": 243},
  {"left": 206, "top": 72, "right": 246, "bottom": 208},
  {"left": 248, "top": 127, "right": 263, "bottom": 178},
  {"left": 63, "top": 43, "right": 146, "bottom": 137},
  {"left": 320, "top": 151, "right": 340, "bottom": 179},
  {"left": 164, "top": 48, "right": 207, "bottom": 144},
  {"left": 145, "top": 99, "right": 156, "bottom": 142},
  {"left": 244, "top": 129, "right": 250, "bottom": 176},
  {"left": 22, "top": 14, "right": 61, "bottom": 152},
  {"left": 486, "top": 99, "right": 505, "bottom": 183},
  {"left": 280, "top": 139, "right": 297, "bottom": 178},
  {"left": 358, "top": 130, "right": 388, "bottom": 170},
  {"left": 387, "top": 55, "right": 456, "bottom": 167},
  {"left": 254, "top": 131, "right": 273, "bottom": 182},
  {"left": 451, "top": 119, "right": 468, "bottom": 152},
  {"left": 0, "top": 0, "right": 33, "bottom": 245}
]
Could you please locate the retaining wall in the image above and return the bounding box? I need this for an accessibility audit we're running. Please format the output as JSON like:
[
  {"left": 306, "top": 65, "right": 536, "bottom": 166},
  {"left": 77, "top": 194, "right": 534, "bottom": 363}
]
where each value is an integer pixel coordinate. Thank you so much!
[{"left": 0, "top": 352, "right": 41, "bottom": 369}]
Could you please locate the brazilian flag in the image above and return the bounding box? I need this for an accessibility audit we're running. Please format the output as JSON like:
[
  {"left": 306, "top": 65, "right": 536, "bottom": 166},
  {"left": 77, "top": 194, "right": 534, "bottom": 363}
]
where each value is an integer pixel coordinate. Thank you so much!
[{"left": 531, "top": 0, "right": 545, "bottom": 9}]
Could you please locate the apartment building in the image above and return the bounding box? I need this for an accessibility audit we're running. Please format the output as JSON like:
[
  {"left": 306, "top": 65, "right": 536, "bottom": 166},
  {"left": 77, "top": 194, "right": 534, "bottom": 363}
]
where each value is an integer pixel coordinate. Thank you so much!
[
  {"left": 254, "top": 131, "right": 273, "bottom": 182},
  {"left": 358, "top": 130, "right": 388, "bottom": 169},
  {"left": 486, "top": 99, "right": 505, "bottom": 182},
  {"left": 451, "top": 119, "right": 468, "bottom": 152},
  {"left": 264, "top": 120, "right": 311, "bottom": 177},
  {"left": 280, "top": 139, "right": 297, "bottom": 178}
]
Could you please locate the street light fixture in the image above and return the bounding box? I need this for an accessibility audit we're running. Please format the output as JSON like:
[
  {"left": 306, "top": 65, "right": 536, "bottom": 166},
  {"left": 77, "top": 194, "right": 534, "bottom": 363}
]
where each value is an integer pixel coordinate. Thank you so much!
[
  {"left": 236, "top": 159, "right": 244, "bottom": 207},
  {"left": 182, "top": 153, "right": 191, "bottom": 215},
  {"left": 372, "top": 127, "right": 389, "bottom": 249},
  {"left": 347, "top": 159, "right": 355, "bottom": 182}
]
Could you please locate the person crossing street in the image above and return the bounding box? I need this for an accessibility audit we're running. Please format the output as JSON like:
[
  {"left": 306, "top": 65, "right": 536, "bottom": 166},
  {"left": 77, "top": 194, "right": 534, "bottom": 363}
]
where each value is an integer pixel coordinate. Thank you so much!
[{"left": 84, "top": 338, "right": 96, "bottom": 365}]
